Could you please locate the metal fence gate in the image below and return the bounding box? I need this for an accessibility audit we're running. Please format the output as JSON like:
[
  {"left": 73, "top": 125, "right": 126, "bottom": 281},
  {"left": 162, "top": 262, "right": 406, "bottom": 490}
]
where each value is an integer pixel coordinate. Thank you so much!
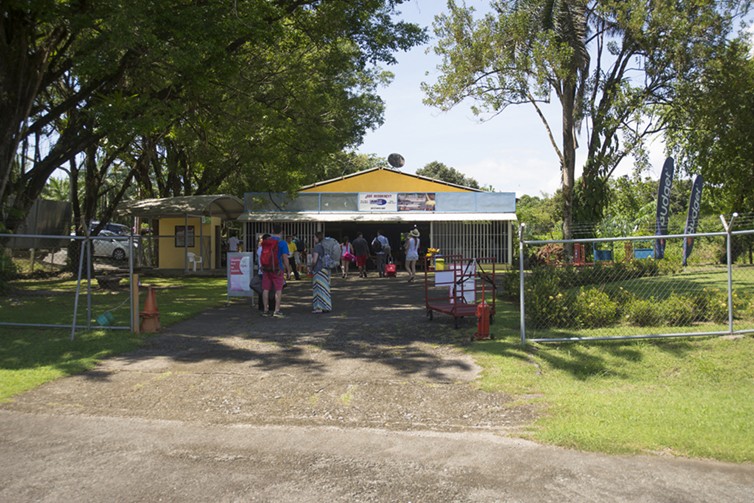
[{"left": 519, "top": 225, "right": 754, "bottom": 344}]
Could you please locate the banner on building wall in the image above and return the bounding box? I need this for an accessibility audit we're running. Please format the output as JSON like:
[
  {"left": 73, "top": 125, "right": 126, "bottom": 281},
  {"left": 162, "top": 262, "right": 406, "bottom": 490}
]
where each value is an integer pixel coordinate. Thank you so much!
[
  {"left": 398, "top": 193, "right": 436, "bottom": 211},
  {"left": 227, "top": 252, "right": 255, "bottom": 297},
  {"left": 682, "top": 175, "right": 704, "bottom": 266},
  {"left": 358, "top": 193, "right": 397, "bottom": 211},
  {"left": 654, "top": 157, "right": 674, "bottom": 259}
]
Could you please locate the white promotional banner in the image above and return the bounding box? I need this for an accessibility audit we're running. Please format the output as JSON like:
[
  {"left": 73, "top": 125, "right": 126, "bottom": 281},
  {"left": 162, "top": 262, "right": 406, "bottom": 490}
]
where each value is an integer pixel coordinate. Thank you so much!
[
  {"left": 358, "top": 193, "right": 397, "bottom": 211},
  {"left": 227, "top": 252, "right": 255, "bottom": 298}
]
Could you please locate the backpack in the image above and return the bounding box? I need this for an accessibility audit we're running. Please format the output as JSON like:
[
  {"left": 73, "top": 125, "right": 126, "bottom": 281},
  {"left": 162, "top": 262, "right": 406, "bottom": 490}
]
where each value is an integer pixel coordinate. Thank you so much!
[
  {"left": 260, "top": 237, "right": 279, "bottom": 272},
  {"left": 321, "top": 237, "right": 341, "bottom": 270},
  {"left": 372, "top": 237, "right": 382, "bottom": 253},
  {"left": 293, "top": 237, "right": 305, "bottom": 253}
]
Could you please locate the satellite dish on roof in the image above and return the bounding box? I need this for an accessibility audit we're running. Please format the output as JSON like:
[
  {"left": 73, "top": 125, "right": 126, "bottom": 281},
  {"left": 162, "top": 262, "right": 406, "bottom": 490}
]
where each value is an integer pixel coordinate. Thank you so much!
[{"left": 387, "top": 153, "right": 405, "bottom": 168}]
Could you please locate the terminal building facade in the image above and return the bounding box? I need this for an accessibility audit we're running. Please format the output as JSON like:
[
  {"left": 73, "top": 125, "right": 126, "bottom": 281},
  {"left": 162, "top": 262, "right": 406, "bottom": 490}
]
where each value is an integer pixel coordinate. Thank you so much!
[{"left": 239, "top": 167, "right": 516, "bottom": 266}]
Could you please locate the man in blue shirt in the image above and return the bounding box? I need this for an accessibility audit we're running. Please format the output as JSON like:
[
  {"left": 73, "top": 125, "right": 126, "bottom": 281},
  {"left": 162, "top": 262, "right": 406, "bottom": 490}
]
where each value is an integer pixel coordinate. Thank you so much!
[{"left": 262, "top": 224, "right": 290, "bottom": 318}]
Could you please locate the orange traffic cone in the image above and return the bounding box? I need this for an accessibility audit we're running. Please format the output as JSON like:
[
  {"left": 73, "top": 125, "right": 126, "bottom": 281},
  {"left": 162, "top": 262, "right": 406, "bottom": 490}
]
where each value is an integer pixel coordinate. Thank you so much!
[
  {"left": 139, "top": 286, "right": 161, "bottom": 333},
  {"left": 142, "top": 286, "right": 158, "bottom": 314}
]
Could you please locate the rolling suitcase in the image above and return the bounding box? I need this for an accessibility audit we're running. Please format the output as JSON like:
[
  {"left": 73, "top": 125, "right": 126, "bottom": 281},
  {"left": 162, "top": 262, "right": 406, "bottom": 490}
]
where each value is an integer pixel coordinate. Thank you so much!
[{"left": 384, "top": 257, "right": 397, "bottom": 277}]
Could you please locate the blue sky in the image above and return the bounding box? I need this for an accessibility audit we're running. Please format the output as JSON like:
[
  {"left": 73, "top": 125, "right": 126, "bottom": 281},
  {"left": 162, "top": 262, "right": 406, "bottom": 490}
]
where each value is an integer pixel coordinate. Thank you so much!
[{"left": 357, "top": 0, "right": 668, "bottom": 197}]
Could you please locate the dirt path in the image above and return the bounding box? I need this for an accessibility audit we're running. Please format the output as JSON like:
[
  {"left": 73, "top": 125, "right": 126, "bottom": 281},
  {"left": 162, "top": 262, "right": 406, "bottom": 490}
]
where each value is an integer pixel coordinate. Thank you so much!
[{"left": 2, "top": 274, "right": 753, "bottom": 502}]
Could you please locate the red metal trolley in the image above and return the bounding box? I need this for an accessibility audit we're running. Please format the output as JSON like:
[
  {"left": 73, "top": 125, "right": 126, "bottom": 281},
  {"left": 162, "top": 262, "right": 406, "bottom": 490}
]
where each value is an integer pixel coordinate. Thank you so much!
[{"left": 424, "top": 255, "right": 497, "bottom": 329}]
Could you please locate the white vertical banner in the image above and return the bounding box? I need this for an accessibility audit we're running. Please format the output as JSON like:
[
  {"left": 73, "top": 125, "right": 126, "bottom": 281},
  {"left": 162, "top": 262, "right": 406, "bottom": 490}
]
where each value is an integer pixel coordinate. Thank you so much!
[{"left": 227, "top": 252, "right": 255, "bottom": 298}]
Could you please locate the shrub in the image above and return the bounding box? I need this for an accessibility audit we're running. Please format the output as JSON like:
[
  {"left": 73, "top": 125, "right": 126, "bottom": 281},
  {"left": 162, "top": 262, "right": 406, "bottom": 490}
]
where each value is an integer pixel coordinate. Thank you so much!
[
  {"left": 659, "top": 293, "right": 695, "bottom": 326},
  {"left": 692, "top": 288, "right": 729, "bottom": 324},
  {"left": 574, "top": 287, "right": 619, "bottom": 328},
  {"left": 625, "top": 297, "right": 663, "bottom": 327},
  {"left": 524, "top": 267, "right": 573, "bottom": 328}
]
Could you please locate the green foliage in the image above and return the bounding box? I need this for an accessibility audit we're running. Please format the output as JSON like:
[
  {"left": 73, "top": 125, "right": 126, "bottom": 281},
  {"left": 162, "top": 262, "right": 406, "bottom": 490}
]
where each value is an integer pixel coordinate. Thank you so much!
[
  {"left": 424, "top": 0, "right": 745, "bottom": 235},
  {"left": 2, "top": 1, "right": 428, "bottom": 232},
  {"left": 690, "top": 288, "right": 729, "bottom": 324},
  {"left": 524, "top": 268, "right": 573, "bottom": 328},
  {"left": 574, "top": 287, "right": 619, "bottom": 328},
  {"left": 658, "top": 293, "right": 695, "bottom": 326},
  {"left": 665, "top": 38, "right": 754, "bottom": 214},
  {"left": 517, "top": 193, "right": 563, "bottom": 239},
  {"left": 624, "top": 297, "right": 663, "bottom": 327},
  {"left": 520, "top": 259, "right": 751, "bottom": 329},
  {"left": 415, "top": 161, "right": 480, "bottom": 189}
]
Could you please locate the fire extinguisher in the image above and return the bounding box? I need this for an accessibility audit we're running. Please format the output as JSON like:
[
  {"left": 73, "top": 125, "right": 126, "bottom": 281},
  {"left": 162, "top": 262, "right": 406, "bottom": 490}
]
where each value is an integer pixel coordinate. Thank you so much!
[{"left": 475, "top": 284, "right": 491, "bottom": 340}]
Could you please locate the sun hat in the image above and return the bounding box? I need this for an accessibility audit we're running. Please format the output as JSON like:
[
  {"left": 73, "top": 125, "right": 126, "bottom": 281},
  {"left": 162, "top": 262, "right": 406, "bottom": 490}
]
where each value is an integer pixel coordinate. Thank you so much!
[{"left": 409, "top": 228, "right": 420, "bottom": 238}]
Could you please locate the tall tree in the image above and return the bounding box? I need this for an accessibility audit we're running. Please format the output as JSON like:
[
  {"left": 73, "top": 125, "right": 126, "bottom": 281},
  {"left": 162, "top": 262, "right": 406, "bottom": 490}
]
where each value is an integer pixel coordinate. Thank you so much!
[
  {"left": 664, "top": 38, "right": 754, "bottom": 215},
  {"left": 423, "top": 0, "right": 747, "bottom": 240},
  {"left": 416, "top": 161, "right": 480, "bottom": 188},
  {"left": 0, "top": 1, "right": 426, "bottom": 233}
]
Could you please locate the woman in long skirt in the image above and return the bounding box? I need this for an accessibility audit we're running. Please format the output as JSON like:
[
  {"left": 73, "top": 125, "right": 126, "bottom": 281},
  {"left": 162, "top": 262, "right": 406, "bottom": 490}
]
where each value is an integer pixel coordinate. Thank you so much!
[{"left": 310, "top": 232, "right": 332, "bottom": 313}]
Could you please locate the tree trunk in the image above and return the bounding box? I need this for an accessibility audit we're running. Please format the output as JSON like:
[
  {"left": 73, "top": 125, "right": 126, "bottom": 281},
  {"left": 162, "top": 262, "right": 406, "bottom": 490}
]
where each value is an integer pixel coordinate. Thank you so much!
[{"left": 561, "top": 81, "right": 577, "bottom": 247}]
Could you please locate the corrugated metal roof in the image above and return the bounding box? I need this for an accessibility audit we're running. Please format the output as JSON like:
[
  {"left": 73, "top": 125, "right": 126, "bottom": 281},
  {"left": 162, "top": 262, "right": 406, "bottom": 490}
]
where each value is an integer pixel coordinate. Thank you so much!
[
  {"left": 118, "top": 195, "right": 244, "bottom": 219},
  {"left": 237, "top": 212, "right": 517, "bottom": 223}
]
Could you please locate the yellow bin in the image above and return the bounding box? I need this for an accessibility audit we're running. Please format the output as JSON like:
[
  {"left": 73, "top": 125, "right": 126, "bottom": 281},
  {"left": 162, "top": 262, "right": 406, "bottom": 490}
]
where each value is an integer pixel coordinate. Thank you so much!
[{"left": 435, "top": 257, "right": 445, "bottom": 271}]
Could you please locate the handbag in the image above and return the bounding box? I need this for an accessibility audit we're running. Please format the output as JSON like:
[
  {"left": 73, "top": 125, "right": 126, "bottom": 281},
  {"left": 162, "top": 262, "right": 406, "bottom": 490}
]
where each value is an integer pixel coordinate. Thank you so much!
[{"left": 249, "top": 274, "right": 262, "bottom": 294}]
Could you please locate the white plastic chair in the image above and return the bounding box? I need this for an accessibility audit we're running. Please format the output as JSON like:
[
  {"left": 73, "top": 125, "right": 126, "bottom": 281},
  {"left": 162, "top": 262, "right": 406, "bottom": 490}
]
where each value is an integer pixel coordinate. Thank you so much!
[{"left": 187, "top": 252, "right": 203, "bottom": 271}]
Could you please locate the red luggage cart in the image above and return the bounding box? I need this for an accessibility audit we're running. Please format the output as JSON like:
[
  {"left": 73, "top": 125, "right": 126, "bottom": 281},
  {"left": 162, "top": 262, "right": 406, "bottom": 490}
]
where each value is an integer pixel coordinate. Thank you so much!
[{"left": 424, "top": 255, "right": 496, "bottom": 329}]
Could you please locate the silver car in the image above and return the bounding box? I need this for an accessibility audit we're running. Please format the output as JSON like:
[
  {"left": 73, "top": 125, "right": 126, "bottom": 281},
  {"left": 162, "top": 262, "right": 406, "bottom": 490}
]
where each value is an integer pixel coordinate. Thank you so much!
[{"left": 92, "top": 230, "right": 137, "bottom": 260}]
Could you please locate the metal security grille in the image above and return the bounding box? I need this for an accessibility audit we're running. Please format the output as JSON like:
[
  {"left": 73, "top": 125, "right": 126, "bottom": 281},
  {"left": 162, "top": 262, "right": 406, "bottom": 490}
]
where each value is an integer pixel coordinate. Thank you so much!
[
  {"left": 431, "top": 221, "right": 511, "bottom": 264},
  {"left": 244, "top": 222, "right": 321, "bottom": 252}
]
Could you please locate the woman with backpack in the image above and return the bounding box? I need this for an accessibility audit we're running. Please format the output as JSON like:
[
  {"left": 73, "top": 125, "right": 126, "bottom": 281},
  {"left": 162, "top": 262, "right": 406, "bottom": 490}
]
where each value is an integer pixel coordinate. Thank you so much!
[{"left": 309, "top": 232, "right": 332, "bottom": 313}]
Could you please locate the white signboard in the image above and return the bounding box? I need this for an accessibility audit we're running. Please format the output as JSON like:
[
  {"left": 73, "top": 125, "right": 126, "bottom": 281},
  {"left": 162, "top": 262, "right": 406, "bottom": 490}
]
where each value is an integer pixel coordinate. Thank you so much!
[
  {"left": 435, "top": 263, "right": 476, "bottom": 304},
  {"left": 227, "top": 252, "right": 255, "bottom": 298},
  {"left": 358, "top": 193, "right": 397, "bottom": 212}
]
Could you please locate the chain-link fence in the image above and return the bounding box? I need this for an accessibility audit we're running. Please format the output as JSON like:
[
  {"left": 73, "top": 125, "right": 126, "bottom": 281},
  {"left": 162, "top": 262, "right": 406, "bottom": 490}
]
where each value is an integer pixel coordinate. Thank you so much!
[
  {"left": 1, "top": 233, "right": 139, "bottom": 338},
  {"left": 517, "top": 226, "right": 754, "bottom": 344}
]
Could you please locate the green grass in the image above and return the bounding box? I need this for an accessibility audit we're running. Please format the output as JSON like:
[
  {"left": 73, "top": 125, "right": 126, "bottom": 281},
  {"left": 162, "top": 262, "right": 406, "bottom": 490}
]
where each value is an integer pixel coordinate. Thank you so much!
[
  {"left": 471, "top": 301, "right": 754, "bottom": 463},
  {"left": 606, "top": 264, "right": 754, "bottom": 300},
  {"left": 0, "top": 276, "right": 229, "bottom": 402}
]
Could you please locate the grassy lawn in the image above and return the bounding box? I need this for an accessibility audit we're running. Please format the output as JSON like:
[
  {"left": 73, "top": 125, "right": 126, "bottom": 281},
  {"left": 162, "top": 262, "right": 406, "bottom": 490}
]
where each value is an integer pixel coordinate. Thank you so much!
[
  {"left": 0, "top": 276, "right": 229, "bottom": 402},
  {"left": 471, "top": 301, "right": 754, "bottom": 463}
]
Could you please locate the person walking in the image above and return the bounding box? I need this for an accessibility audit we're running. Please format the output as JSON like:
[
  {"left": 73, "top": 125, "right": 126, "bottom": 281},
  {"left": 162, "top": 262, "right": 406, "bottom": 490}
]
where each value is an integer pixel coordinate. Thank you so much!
[
  {"left": 261, "top": 224, "right": 290, "bottom": 318},
  {"left": 340, "top": 236, "right": 354, "bottom": 279},
  {"left": 372, "top": 230, "right": 389, "bottom": 277},
  {"left": 228, "top": 233, "right": 240, "bottom": 252},
  {"left": 285, "top": 235, "right": 300, "bottom": 280},
  {"left": 309, "top": 232, "right": 332, "bottom": 314},
  {"left": 405, "top": 228, "right": 420, "bottom": 282},
  {"left": 352, "top": 232, "right": 370, "bottom": 278},
  {"left": 255, "top": 234, "right": 273, "bottom": 313},
  {"left": 293, "top": 235, "right": 307, "bottom": 277}
]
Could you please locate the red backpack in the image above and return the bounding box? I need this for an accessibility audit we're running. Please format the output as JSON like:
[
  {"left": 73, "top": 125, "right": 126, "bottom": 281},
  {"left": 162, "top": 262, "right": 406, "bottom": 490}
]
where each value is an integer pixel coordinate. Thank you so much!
[{"left": 260, "top": 237, "right": 279, "bottom": 272}]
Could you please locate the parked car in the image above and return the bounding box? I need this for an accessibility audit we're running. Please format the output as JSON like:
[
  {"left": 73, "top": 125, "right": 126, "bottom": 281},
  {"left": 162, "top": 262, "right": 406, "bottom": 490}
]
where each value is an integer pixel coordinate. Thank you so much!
[
  {"left": 89, "top": 220, "right": 131, "bottom": 236},
  {"left": 92, "top": 230, "right": 137, "bottom": 260}
]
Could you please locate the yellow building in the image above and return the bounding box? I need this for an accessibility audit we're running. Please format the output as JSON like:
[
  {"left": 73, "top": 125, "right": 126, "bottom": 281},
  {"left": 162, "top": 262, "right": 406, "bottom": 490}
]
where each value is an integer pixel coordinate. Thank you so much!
[
  {"left": 239, "top": 167, "right": 516, "bottom": 265},
  {"left": 120, "top": 195, "right": 244, "bottom": 271}
]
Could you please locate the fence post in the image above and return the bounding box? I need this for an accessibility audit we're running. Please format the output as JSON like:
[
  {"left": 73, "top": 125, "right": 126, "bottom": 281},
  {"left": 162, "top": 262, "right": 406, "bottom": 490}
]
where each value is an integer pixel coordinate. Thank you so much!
[
  {"left": 720, "top": 213, "right": 738, "bottom": 334},
  {"left": 519, "top": 223, "right": 526, "bottom": 346}
]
